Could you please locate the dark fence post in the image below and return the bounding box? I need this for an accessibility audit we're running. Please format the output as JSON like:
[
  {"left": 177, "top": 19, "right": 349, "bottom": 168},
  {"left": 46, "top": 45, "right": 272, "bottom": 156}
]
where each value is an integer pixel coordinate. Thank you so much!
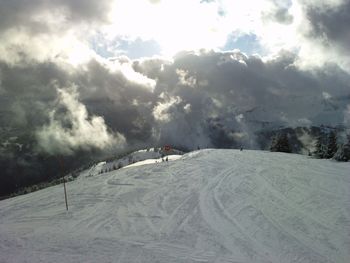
[
  {"left": 63, "top": 176, "right": 68, "bottom": 211},
  {"left": 58, "top": 158, "right": 69, "bottom": 211}
]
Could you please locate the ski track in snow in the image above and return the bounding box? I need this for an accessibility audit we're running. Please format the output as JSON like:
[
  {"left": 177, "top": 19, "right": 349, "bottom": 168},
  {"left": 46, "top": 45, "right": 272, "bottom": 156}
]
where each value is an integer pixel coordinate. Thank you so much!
[{"left": 0, "top": 149, "right": 349, "bottom": 263}]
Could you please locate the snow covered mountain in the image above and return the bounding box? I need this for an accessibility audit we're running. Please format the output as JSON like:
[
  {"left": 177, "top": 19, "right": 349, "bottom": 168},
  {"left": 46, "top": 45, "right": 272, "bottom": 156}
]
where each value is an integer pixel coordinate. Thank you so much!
[{"left": 1, "top": 149, "right": 349, "bottom": 263}]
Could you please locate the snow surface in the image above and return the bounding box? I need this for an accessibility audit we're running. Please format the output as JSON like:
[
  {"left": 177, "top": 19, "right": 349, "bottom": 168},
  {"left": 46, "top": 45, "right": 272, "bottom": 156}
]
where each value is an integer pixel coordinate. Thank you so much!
[
  {"left": 79, "top": 148, "right": 183, "bottom": 178},
  {"left": 124, "top": 155, "right": 182, "bottom": 168},
  {"left": 0, "top": 149, "right": 349, "bottom": 263}
]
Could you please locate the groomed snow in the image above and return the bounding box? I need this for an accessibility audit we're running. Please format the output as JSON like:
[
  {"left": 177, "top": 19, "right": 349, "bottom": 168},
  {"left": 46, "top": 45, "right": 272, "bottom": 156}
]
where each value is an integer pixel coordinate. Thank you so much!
[
  {"left": 123, "top": 155, "right": 182, "bottom": 168},
  {"left": 0, "top": 149, "right": 349, "bottom": 263}
]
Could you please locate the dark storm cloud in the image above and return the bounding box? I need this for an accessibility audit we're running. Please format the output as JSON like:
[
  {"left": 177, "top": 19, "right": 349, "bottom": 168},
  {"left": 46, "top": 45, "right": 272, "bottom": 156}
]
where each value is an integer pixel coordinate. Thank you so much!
[
  {"left": 36, "top": 87, "right": 126, "bottom": 155},
  {"left": 134, "top": 50, "right": 350, "bottom": 148},
  {"left": 0, "top": 0, "right": 112, "bottom": 34},
  {"left": 132, "top": 57, "right": 171, "bottom": 79},
  {"left": 1, "top": 49, "right": 350, "bottom": 155},
  {"left": 0, "top": 57, "right": 159, "bottom": 154},
  {"left": 304, "top": 1, "right": 350, "bottom": 54},
  {"left": 0, "top": 61, "right": 68, "bottom": 127}
]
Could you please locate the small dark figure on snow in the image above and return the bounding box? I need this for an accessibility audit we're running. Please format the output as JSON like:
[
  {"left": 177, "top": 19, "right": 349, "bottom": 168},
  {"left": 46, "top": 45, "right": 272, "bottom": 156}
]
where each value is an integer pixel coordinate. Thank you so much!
[
  {"left": 166, "top": 156, "right": 168, "bottom": 162},
  {"left": 240, "top": 146, "right": 243, "bottom": 151}
]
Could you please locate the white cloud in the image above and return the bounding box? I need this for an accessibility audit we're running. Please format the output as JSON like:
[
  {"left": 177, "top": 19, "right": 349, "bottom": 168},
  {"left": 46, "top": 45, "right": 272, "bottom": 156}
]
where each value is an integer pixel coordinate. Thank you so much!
[
  {"left": 230, "top": 132, "right": 248, "bottom": 140},
  {"left": 176, "top": 69, "right": 197, "bottom": 88},
  {"left": 235, "top": 114, "right": 244, "bottom": 123},
  {"left": 184, "top": 103, "right": 191, "bottom": 114},
  {"left": 1, "top": 0, "right": 348, "bottom": 74},
  {"left": 105, "top": 0, "right": 230, "bottom": 56},
  {"left": 153, "top": 93, "right": 182, "bottom": 122},
  {"left": 37, "top": 86, "right": 125, "bottom": 154},
  {"left": 322, "top": 92, "right": 332, "bottom": 100},
  {"left": 297, "top": 118, "right": 312, "bottom": 126},
  {"left": 118, "top": 62, "right": 157, "bottom": 92},
  {"left": 0, "top": 26, "right": 98, "bottom": 67}
]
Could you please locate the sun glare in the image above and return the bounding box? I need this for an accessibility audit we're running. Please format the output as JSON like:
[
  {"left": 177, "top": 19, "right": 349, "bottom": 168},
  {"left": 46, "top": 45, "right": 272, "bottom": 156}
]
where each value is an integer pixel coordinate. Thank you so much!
[{"left": 106, "top": 0, "right": 229, "bottom": 56}]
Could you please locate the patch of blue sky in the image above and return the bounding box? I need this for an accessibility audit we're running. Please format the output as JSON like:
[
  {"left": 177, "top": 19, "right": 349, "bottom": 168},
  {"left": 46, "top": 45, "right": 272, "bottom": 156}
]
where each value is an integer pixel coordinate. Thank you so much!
[
  {"left": 91, "top": 32, "right": 264, "bottom": 60},
  {"left": 113, "top": 38, "right": 162, "bottom": 59},
  {"left": 91, "top": 35, "right": 161, "bottom": 59},
  {"left": 221, "top": 33, "right": 263, "bottom": 56}
]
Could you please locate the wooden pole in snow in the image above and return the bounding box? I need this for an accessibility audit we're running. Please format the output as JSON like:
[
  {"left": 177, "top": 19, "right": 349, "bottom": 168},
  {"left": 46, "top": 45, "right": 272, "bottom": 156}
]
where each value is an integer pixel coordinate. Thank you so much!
[
  {"left": 59, "top": 158, "right": 69, "bottom": 211},
  {"left": 63, "top": 176, "right": 68, "bottom": 211}
]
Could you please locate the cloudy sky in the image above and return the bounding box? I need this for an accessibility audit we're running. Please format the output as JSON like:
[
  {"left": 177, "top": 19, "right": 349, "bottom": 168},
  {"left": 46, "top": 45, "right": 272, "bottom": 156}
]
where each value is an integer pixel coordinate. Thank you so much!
[{"left": 1, "top": 0, "right": 350, "bottom": 154}]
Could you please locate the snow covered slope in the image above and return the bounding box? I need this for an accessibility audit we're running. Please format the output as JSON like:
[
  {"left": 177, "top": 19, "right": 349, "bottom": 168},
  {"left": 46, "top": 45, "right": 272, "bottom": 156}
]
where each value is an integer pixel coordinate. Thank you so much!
[
  {"left": 79, "top": 148, "right": 183, "bottom": 177},
  {"left": 0, "top": 150, "right": 349, "bottom": 263}
]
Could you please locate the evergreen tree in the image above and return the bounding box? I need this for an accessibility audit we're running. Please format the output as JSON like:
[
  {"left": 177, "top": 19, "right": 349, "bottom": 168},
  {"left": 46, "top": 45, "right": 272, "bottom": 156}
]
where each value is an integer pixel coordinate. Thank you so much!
[
  {"left": 270, "top": 133, "right": 292, "bottom": 153},
  {"left": 313, "top": 135, "right": 327, "bottom": 158},
  {"left": 325, "top": 131, "right": 338, "bottom": 159},
  {"left": 334, "top": 136, "right": 350, "bottom": 162}
]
